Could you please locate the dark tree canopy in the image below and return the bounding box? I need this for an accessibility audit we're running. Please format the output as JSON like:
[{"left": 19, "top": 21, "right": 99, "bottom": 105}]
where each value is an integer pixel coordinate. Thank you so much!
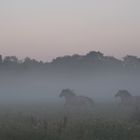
[{"left": 0, "top": 51, "right": 140, "bottom": 74}]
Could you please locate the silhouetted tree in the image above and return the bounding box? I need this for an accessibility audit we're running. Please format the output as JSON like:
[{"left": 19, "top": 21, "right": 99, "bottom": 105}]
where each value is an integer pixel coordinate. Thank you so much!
[
  {"left": 3, "top": 56, "right": 19, "bottom": 65},
  {"left": 103, "top": 56, "right": 122, "bottom": 69},
  {"left": 0, "top": 55, "right": 2, "bottom": 64},
  {"left": 123, "top": 55, "right": 140, "bottom": 70},
  {"left": 0, "top": 51, "right": 139, "bottom": 74},
  {"left": 85, "top": 51, "right": 104, "bottom": 61}
]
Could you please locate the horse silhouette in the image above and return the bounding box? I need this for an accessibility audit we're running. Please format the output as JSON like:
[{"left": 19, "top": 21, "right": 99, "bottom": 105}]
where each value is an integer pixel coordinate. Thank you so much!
[
  {"left": 115, "top": 90, "right": 140, "bottom": 107},
  {"left": 59, "top": 89, "right": 94, "bottom": 117}
]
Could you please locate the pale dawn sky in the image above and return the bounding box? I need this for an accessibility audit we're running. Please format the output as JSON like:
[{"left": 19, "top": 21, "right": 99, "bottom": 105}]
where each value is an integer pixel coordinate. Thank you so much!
[{"left": 0, "top": 0, "right": 140, "bottom": 61}]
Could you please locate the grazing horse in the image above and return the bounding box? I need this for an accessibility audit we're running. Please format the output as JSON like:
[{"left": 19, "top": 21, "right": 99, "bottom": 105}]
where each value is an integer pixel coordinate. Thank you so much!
[
  {"left": 115, "top": 90, "right": 140, "bottom": 107},
  {"left": 59, "top": 89, "right": 94, "bottom": 116}
]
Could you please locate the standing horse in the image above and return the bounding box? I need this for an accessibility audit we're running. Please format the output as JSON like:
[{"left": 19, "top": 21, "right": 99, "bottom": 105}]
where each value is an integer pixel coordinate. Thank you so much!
[
  {"left": 115, "top": 90, "right": 140, "bottom": 107},
  {"left": 59, "top": 89, "right": 94, "bottom": 117},
  {"left": 115, "top": 90, "right": 140, "bottom": 120}
]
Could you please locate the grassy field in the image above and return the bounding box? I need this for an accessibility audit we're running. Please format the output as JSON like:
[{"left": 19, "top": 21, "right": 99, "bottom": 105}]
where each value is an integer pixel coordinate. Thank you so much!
[{"left": 0, "top": 103, "right": 140, "bottom": 140}]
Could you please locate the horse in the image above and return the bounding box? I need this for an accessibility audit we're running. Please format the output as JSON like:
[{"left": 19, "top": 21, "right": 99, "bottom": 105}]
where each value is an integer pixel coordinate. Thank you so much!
[
  {"left": 115, "top": 90, "right": 140, "bottom": 107},
  {"left": 59, "top": 89, "right": 94, "bottom": 118}
]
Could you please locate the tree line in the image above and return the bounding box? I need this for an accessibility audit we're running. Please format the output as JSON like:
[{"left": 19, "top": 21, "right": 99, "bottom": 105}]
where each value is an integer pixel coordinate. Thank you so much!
[{"left": 0, "top": 51, "right": 140, "bottom": 74}]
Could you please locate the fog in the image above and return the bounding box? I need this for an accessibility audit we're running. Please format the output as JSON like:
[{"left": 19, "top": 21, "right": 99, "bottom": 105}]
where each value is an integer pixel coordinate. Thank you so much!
[{"left": 0, "top": 72, "right": 139, "bottom": 104}]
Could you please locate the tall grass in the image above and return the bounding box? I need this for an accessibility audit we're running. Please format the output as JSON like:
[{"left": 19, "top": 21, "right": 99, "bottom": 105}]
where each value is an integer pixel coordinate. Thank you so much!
[{"left": 0, "top": 103, "right": 140, "bottom": 140}]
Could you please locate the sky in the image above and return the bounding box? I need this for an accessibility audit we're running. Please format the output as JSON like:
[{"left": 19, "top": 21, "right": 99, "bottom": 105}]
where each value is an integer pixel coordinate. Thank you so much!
[{"left": 0, "top": 0, "right": 140, "bottom": 61}]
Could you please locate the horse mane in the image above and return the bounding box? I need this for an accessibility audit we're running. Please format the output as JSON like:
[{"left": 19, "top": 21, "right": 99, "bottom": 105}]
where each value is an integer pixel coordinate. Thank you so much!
[{"left": 118, "top": 90, "right": 132, "bottom": 97}]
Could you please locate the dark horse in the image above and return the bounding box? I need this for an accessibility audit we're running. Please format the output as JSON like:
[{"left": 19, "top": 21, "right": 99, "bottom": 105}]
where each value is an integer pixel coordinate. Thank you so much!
[
  {"left": 59, "top": 89, "right": 94, "bottom": 116},
  {"left": 115, "top": 90, "right": 140, "bottom": 107}
]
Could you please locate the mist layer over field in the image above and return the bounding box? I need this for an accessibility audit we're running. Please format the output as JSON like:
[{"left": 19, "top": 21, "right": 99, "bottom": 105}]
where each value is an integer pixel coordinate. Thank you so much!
[
  {"left": 0, "top": 51, "right": 140, "bottom": 104},
  {"left": 0, "top": 73, "right": 139, "bottom": 104}
]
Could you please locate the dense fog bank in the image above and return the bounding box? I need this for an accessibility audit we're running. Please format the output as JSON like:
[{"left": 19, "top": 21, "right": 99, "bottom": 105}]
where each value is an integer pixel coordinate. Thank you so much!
[
  {"left": 0, "top": 51, "right": 140, "bottom": 103},
  {"left": 0, "top": 73, "right": 139, "bottom": 103}
]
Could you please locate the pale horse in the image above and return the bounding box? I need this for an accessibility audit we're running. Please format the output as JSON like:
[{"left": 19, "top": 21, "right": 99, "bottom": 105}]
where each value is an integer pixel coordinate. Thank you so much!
[
  {"left": 59, "top": 89, "right": 94, "bottom": 117},
  {"left": 115, "top": 90, "right": 140, "bottom": 108}
]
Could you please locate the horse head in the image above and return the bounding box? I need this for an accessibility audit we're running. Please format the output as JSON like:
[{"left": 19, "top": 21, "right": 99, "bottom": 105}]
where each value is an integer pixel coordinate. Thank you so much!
[
  {"left": 115, "top": 90, "right": 132, "bottom": 99},
  {"left": 59, "top": 89, "right": 76, "bottom": 98}
]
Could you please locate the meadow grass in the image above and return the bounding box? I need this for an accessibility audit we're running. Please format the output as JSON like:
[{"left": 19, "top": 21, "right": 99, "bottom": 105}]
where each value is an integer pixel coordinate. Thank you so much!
[{"left": 0, "top": 103, "right": 139, "bottom": 140}]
